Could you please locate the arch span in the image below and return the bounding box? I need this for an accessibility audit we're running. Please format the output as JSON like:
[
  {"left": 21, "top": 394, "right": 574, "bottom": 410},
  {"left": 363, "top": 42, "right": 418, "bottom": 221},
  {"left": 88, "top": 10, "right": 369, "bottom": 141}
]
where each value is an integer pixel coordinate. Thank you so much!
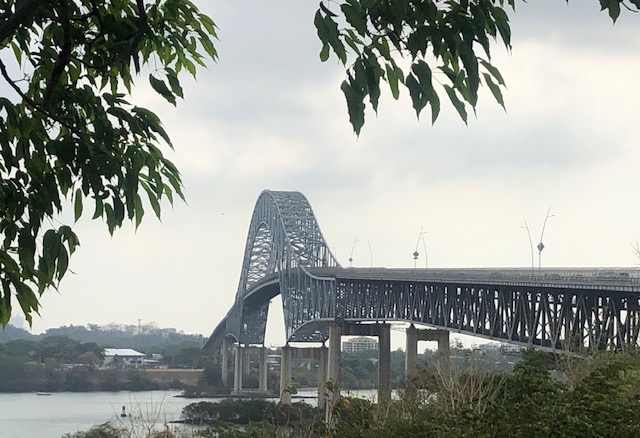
[{"left": 204, "top": 190, "right": 339, "bottom": 351}]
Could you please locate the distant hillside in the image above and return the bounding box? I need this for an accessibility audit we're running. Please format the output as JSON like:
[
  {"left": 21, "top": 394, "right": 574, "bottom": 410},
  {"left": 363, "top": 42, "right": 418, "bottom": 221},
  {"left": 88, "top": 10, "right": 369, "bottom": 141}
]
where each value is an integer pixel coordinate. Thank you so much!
[{"left": 0, "top": 322, "right": 205, "bottom": 350}]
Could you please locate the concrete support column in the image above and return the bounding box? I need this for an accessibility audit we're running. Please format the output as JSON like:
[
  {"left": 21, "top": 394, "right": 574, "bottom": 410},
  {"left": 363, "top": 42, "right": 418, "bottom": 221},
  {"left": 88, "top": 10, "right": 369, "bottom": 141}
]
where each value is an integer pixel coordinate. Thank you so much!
[
  {"left": 259, "top": 346, "right": 268, "bottom": 392},
  {"left": 405, "top": 325, "right": 418, "bottom": 380},
  {"left": 279, "top": 345, "right": 293, "bottom": 404},
  {"left": 221, "top": 337, "right": 230, "bottom": 388},
  {"left": 327, "top": 323, "right": 342, "bottom": 397},
  {"left": 243, "top": 346, "right": 251, "bottom": 375},
  {"left": 436, "top": 330, "right": 450, "bottom": 378},
  {"left": 326, "top": 324, "right": 342, "bottom": 427},
  {"left": 233, "top": 344, "right": 244, "bottom": 393},
  {"left": 378, "top": 324, "right": 391, "bottom": 402},
  {"left": 317, "top": 345, "right": 328, "bottom": 409}
]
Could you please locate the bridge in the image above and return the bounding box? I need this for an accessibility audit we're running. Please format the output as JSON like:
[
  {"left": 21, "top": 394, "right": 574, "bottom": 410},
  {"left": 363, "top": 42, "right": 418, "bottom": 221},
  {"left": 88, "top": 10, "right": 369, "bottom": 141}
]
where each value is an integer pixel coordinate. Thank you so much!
[{"left": 204, "top": 190, "right": 640, "bottom": 404}]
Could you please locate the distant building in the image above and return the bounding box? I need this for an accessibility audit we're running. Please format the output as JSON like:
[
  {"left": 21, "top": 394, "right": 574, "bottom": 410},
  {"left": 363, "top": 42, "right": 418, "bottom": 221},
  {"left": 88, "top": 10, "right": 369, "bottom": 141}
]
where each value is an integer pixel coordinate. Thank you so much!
[
  {"left": 342, "top": 336, "right": 378, "bottom": 353},
  {"left": 103, "top": 348, "right": 145, "bottom": 368}
]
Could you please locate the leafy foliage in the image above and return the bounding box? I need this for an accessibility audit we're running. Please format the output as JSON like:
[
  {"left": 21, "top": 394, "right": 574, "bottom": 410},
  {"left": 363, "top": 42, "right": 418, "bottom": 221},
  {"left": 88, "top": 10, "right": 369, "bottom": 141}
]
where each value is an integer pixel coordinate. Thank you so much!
[
  {"left": 0, "top": 0, "right": 217, "bottom": 326},
  {"left": 315, "top": 0, "right": 639, "bottom": 134}
]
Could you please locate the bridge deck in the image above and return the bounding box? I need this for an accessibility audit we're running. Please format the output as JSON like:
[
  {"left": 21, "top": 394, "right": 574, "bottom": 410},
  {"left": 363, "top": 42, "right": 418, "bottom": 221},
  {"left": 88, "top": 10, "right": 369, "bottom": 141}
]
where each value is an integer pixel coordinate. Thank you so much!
[{"left": 303, "top": 267, "right": 640, "bottom": 292}]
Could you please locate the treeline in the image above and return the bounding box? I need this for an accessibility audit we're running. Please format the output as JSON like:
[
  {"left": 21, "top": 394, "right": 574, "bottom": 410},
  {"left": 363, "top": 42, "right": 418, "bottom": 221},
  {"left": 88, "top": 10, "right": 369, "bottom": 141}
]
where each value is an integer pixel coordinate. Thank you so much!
[
  {"left": 0, "top": 322, "right": 205, "bottom": 351},
  {"left": 0, "top": 324, "right": 211, "bottom": 393}
]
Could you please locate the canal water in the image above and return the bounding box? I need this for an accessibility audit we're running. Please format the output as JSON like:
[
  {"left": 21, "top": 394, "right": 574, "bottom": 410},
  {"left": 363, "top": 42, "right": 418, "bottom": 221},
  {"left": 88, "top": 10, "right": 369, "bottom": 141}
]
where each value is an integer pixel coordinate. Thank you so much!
[
  {"left": 0, "top": 390, "right": 200, "bottom": 437},
  {"left": 0, "top": 390, "right": 384, "bottom": 438},
  {"left": 0, "top": 389, "right": 378, "bottom": 437}
]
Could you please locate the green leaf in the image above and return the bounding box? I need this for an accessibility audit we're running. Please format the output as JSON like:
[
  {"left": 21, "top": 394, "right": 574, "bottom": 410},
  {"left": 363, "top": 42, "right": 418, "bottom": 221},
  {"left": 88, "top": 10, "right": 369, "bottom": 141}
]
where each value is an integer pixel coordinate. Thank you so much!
[
  {"left": 429, "top": 90, "right": 441, "bottom": 125},
  {"left": 480, "top": 59, "right": 506, "bottom": 86},
  {"left": 341, "top": 80, "right": 365, "bottom": 135},
  {"left": 74, "top": 189, "right": 83, "bottom": 221},
  {"left": 319, "top": 2, "right": 338, "bottom": 17},
  {"left": 320, "top": 43, "right": 330, "bottom": 62},
  {"left": 444, "top": 85, "right": 468, "bottom": 124},
  {"left": 165, "top": 68, "right": 184, "bottom": 99},
  {"left": 385, "top": 64, "right": 400, "bottom": 100},
  {"left": 341, "top": 3, "right": 367, "bottom": 36},
  {"left": 141, "top": 181, "right": 162, "bottom": 220},
  {"left": 405, "top": 73, "right": 427, "bottom": 117},
  {"left": 483, "top": 73, "right": 505, "bottom": 110},
  {"left": 149, "top": 74, "right": 177, "bottom": 105},
  {"left": 92, "top": 198, "right": 104, "bottom": 220},
  {"left": 134, "top": 194, "right": 145, "bottom": 229},
  {"left": 57, "top": 245, "right": 69, "bottom": 281},
  {"left": 601, "top": 0, "right": 621, "bottom": 22}
]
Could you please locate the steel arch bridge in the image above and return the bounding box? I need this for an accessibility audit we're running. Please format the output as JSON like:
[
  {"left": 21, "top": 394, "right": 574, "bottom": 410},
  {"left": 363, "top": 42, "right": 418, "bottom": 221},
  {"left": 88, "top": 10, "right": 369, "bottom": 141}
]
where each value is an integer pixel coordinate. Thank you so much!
[{"left": 204, "top": 190, "right": 640, "bottom": 353}]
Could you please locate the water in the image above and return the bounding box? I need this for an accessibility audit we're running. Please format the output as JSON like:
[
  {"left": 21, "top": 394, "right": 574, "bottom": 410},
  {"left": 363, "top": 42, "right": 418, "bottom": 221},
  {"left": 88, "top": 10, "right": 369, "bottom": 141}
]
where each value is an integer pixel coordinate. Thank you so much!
[
  {"left": 0, "top": 390, "right": 210, "bottom": 438},
  {"left": 0, "top": 389, "right": 378, "bottom": 437}
]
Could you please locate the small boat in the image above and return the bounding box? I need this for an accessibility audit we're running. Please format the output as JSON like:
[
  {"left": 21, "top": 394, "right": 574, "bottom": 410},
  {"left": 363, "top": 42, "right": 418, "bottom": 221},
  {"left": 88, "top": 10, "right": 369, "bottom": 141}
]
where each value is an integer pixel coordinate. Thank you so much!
[{"left": 36, "top": 392, "right": 52, "bottom": 396}]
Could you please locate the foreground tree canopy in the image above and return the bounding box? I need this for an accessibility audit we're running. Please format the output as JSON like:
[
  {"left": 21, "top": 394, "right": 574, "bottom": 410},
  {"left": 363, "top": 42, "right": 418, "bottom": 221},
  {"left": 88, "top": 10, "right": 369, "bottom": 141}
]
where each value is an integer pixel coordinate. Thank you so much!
[
  {"left": 0, "top": 0, "right": 216, "bottom": 326},
  {"left": 0, "top": 0, "right": 637, "bottom": 326},
  {"left": 316, "top": 0, "right": 640, "bottom": 134}
]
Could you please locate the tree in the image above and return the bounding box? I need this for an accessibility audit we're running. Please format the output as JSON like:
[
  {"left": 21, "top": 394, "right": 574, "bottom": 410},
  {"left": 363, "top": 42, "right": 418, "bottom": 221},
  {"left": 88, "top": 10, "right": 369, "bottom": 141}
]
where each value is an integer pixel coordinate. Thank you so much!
[
  {"left": 0, "top": 0, "right": 217, "bottom": 326},
  {"left": 315, "top": 0, "right": 640, "bottom": 134}
]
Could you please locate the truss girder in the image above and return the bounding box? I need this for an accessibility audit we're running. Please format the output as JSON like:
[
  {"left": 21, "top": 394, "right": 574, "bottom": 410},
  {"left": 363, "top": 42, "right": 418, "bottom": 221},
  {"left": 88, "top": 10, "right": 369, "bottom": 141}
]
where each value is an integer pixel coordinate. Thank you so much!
[
  {"left": 204, "top": 191, "right": 339, "bottom": 351},
  {"left": 334, "top": 278, "right": 640, "bottom": 351}
]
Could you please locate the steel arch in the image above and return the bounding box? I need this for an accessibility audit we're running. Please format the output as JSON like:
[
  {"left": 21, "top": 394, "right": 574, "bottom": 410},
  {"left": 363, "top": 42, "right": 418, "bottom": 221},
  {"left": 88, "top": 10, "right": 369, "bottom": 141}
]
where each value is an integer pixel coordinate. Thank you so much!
[{"left": 204, "top": 190, "right": 339, "bottom": 351}]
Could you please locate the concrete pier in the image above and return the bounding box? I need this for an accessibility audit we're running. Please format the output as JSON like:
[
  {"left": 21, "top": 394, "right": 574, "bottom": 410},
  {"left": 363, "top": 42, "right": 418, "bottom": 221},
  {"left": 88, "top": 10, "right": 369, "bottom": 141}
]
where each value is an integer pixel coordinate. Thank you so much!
[
  {"left": 258, "top": 346, "right": 268, "bottom": 392},
  {"left": 221, "top": 337, "right": 231, "bottom": 387},
  {"left": 378, "top": 324, "right": 391, "bottom": 401},
  {"left": 279, "top": 345, "right": 293, "bottom": 404},
  {"left": 404, "top": 326, "right": 451, "bottom": 379},
  {"left": 233, "top": 344, "right": 244, "bottom": 393}
]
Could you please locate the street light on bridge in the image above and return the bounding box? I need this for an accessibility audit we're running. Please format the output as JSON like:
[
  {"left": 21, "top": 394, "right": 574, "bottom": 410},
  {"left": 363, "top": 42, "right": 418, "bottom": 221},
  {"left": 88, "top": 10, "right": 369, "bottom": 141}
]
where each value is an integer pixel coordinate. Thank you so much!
[
  {"left": 365, "top": 240, "right": 373, "bottom": 267},
  {"left": 538, "top": 207, "right": 554, "bottom": 270},
  {"left": 413, "top": 227, "right": 428, "bottom": 269},
  {"left": 521, "top": 221, "right": 535, "bottom": 276}
]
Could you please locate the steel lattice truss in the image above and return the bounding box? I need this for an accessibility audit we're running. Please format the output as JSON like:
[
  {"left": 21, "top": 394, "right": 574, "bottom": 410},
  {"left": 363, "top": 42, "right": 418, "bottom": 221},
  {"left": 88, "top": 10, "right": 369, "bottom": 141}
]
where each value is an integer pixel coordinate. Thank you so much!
[
  {"left": 335, "top": 277, "right": 640, "bottom": 351},
  {"left": 203, "top": 191, "right": 339, "bottom": 351},
  {"left": 204, "top": 191, "right": 640, "bottom": 353}
]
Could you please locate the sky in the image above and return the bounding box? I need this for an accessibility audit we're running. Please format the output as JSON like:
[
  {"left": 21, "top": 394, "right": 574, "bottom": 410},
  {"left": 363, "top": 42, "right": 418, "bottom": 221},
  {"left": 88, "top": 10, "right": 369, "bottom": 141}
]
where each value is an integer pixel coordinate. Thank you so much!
[{"left": 11, "top": 1, "right": 640, "bottom": 349}]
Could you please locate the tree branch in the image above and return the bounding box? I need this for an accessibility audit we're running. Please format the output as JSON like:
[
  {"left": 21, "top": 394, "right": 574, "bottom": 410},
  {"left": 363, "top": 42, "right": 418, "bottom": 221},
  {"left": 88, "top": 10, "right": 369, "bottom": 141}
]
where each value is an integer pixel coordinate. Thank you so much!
[
  {"left": 43, "top": 0, "right": 73, "bottom": 106},
  {"left": 129, "top": 0, "right": 149, "bottom": 72},
  {"left": 0, "top": 0, "right": 47, "bottom": 45}
]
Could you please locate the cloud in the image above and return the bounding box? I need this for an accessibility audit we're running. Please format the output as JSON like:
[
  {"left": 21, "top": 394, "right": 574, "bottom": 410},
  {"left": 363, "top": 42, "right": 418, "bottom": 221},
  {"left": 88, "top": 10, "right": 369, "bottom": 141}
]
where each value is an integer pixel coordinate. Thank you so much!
[{"left": 25, "top": 0, "right": 640, "bottom": 351}]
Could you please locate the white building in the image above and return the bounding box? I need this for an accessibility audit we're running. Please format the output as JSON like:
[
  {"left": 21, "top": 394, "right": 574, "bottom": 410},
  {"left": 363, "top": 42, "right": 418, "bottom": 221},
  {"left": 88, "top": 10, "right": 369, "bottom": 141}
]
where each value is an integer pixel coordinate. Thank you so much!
[
  {"left": 342, "top": 336, "right": 378, "bottom": 353},
  {"left": 103, "top": 348, "right": 145, "bottom": 368}
]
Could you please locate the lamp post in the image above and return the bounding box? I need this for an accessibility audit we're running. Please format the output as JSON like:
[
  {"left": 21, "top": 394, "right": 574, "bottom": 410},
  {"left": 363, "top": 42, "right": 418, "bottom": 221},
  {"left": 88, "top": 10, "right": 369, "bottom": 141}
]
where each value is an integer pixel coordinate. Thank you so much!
[
  {"left": 521, "top": 221, "right": 534, "bottom": 276},
  {"left": 413, "top": 227, "right": 428, "bottom": 269},
  {"left": 538, "top": 207, "right": 554, "bottom": 270},
  {"left": 349, "top": 238, "right": 358, "bottom": 267}
]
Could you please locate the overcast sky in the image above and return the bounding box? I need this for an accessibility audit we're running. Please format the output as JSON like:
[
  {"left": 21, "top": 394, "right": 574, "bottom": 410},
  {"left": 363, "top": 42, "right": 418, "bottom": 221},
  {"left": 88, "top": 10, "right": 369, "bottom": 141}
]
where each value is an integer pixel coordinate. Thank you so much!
[{"left": 16, "top": 1, "right": 640, "bottom": 348}]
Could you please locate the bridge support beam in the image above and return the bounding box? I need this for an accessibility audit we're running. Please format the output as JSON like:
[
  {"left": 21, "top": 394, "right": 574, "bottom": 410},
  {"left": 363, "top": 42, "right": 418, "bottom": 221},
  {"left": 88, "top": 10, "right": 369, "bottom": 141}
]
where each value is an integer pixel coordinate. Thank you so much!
[
  {"left": 233, "top": 344, "right": 244, "bottom": 393},
  {"left": 405, "top": 325, "right": 418, "bottom": 380},
  {"left": 327, "top": 323, "right": 342, "bottom": 400},
  {"left": 405, "top": 327, "right": 451, "bottom": 379},
  {"left": 221, "top": 337, "right": 231, "bottom": 388},
  {"left": 317, "top": 345, "right": 328, "bottom": 409},
  {"left": 378, "top": 324, "right": 391, "bottom": 401},
  {"left": 259, "top": 346, "right": 268, "bottom": 392},
  {"left": 279, "top": 345, "right": 293, "bottom": 404}
]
